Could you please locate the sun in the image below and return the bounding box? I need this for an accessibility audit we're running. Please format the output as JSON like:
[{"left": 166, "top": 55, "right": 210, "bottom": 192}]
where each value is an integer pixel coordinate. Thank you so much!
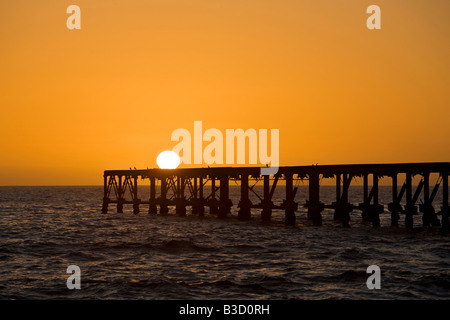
[{"left": 156, "top": 150, "right": 181, "bottom": 169}]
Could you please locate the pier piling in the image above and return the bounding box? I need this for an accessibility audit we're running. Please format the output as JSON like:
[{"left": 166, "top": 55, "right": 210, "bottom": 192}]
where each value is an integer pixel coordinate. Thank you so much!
[
  {"left": 305, "top": 170, "right": 323, "bottom": 226},
  {"left": 261, "top": 175, "right": 273, "bottom": 222},
  {"left": 441, "top": 171, "right": 449, "bottom": 233},
  {"left": 238, "top": 174, "right": 252, "bottom": 220},
  {"left": 284, "top": 172, "right": 296, "bottom": 226},
  {"left": 149, "top": 177, "right": 157, "bottom": 214}
]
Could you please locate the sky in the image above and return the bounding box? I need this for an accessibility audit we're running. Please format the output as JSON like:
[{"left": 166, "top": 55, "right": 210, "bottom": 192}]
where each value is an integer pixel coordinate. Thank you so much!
[{"left": 0, "top": 0, "right": 449, "bottom": 185}]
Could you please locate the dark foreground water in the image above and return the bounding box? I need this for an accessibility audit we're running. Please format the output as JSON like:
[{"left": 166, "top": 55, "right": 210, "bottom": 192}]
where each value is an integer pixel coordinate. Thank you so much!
[{"left": 0, "top": 186, "right": 449, "bottom": 299}]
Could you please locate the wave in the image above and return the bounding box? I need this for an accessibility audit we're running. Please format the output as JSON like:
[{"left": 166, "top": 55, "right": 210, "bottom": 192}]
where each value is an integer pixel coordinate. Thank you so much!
[
  {"left": 306, "top": 269, "right": 367, "bottom": 283},
  {"left": 160, "top": 239, "right": 216, "bottom": 252},
  {"left": 61, "top": 250, "right": 104, "bottom": 262},
  {"left": 412, "top": 274, "right": 450, "bottom": 290},
  {"left": 197, "top": 279, "right": 269, "bottom": 292},
  {"left": 337, "top": 248, "right": 371, "bottom": 260},
  {"left": 223, "top": 244, "right": 267, "bottom": 251}
]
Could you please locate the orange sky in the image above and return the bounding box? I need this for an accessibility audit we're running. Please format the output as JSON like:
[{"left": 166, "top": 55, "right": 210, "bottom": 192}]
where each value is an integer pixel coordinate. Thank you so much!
[{"left": 0, "top": 0, "right": 449, "bottom": 185}]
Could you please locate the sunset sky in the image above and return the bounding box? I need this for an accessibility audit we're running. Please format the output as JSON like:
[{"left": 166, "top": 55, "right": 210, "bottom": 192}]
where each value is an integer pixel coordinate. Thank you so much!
[{"left": 1, "top": 0, "right": 449, "bottom": 185}]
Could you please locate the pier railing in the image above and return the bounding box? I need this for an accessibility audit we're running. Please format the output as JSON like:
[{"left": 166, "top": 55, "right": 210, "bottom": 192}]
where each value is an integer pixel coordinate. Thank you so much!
[{"left": 102, "top": 162, "right": 449, "bottom": 231}]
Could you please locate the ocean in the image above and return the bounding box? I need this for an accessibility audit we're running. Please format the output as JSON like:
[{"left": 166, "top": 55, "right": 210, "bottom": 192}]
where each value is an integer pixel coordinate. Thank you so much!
[{"left": 0, "top": 185, "right": 449, "bottom": 300}]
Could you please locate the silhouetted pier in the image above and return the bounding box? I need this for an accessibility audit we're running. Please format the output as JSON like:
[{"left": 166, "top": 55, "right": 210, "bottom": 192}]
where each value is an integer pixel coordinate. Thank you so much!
[{"left": 102, "top": 162, "right": 449, "bottom": 231}]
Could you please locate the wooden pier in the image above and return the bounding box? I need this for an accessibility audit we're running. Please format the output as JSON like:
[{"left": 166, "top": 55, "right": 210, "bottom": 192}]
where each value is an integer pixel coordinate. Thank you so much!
[{"left": 102, "top": 162, "right": 450, "bottom": 231}]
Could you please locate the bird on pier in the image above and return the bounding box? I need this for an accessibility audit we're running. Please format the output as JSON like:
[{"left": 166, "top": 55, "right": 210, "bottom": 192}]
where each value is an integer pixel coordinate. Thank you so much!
[{"left": 134, "top": 167, "right": 137, "bottom": 170}]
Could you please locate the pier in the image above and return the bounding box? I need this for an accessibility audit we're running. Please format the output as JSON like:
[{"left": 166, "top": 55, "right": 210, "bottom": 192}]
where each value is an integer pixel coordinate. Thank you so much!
[{"left": 102, "top": 162, "right": 449, "bottom": 231}]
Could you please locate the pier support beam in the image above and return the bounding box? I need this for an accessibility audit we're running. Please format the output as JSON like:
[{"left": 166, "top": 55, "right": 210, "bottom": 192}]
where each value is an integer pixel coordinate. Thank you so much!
[
  {"left": 149, "top": 177, "right": 157, "bottom": 214},
  {"left": 261, "top": 175, "right": 273, "bottom": 222},
  {"left": 441, "top": 171, "right": 449, "bottom": 233},
  {"left": 102, "top": 175, "right": 109, "bottom": 214},
  {"left": 209, "top": 177, "right": 219, "bottom": 215},
  {"left": 192, "top": 177, "right": 205, "bottom": 216},
  {"left": 361, "top": 174, "right": 370, "bottom": 222},
  {"left": 371, "top": 174, "right": 381, "bottom": 227},
  {"left": 175, "top": 177, "right": 186, "bottom": 216},
  {"left": 218, "top": 177, "right": 232, "bottom": 218},
  {"left": 388, "top": 174, "right": 402, "bottom": 226},
  {"left": 284, "top": 173, "right": 296, "bottom": 226},
  {"left": 198, "top": 177, "right": 205, "bottom": 216},
  {"left": 404, "top": 173, "right": 416, "bottom": 228},
  {"left": 419, "top": 172, "right": 440, "bottom": 227},
  {"left": 102, "top": 197, "right": 109, "bottom": 214},
  {"left": 333, "top": 173, "right": 352, "bottom": 227},
  {"left": 159, "top": 177, "right": 168, "bottom": 215},
  {"left": 132, "top": 176, "right": 140, "bottom": 215},
  {"left": 334, "top": 173, "right": 341, "bottom": 221},
  {"left": 191, "top": 177, "right": 198, "bottom": 215},
  {"left": 359, "top": 174, "right": 383, "bottom": 226},
  {"left": 238, "top": 174, "right": 252, "bottom": 220},
  {"left": 117, "top": 175, "right": 124, "bottom": 213},
  {"left": 305, "top": 171, "right": 323, "bottom": 226}
]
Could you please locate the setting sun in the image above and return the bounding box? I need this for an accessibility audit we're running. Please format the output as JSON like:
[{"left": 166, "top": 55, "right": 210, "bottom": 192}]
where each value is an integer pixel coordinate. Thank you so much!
[{"left": 156, "top": 150, "right": 181, "bottom": 169}]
